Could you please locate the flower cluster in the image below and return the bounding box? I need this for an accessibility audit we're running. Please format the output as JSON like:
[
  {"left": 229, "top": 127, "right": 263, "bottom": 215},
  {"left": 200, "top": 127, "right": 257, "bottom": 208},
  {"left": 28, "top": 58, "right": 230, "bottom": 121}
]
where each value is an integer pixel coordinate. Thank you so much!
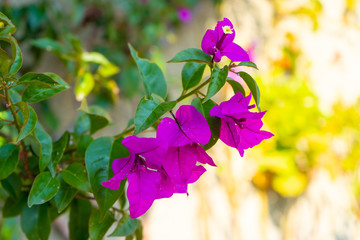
[
  {"left": 102, "top": 18, "right": 273, "bottom": 219},
  {"left": 102, "top": 105, "right": 215, "bottom": 218}
]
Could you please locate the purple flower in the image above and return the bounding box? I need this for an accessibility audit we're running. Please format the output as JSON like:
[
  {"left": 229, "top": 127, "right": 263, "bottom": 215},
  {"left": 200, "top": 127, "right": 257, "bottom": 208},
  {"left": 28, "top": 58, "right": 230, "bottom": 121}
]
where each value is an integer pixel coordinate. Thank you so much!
[
  {"left": 177, "top": 7, "right": 192, "bottom": 23},
  {"left": 201, "top": 18, "right": 250, "bottom": 62},
  {"left": 157, "top": 105, "right": 216, "bottom": 192},
  {"left": 209, "top": 93, "right": 273, "bottom": 156}
]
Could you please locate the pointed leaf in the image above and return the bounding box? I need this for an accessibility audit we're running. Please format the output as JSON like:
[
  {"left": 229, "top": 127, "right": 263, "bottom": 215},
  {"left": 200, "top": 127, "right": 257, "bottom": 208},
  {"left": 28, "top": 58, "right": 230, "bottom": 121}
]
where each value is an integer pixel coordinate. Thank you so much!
[
  {"left": 227, "top": 79, "right": 245, "bottom": 96},
  {"left": 62, "top": 163, "right": 91, "bottom": 192},
  {"left": 28, "top": 172, "right": 60, "bottom": 207},
  {"left": 0, "top": 35, "right": 22, "bottom": 76},
  {"left": 75, "top": 71, "right": 95, "bottom": 101},
  {"left": 109, "top": 214, "right": 138, "bottom": 237},
  {"left": 237, "top": 61, "right": 258, "bottom": 69},
  {"left": 18, "top": 72, "right": 61, "bottom": 88},
  {"left": 21, "top": 204, "right": 50, "bottom": 240},
  {"left": 79, "top": 100, "right": 110, "bottom": 134},
  {"left": 134, "top": 95, "right": 176, "bottom": 135},
  {"left": 182, "top": 62, "right": 206, "bottom": 90},
  {"left": 48, "top": 131, "right": 69, "bottom": 177},
  {"left": 0, "top": 144, "right": 20, "bottom": 180},
  {"left": 89, "top": 210, "right": 115, "bottom": 240},
  {"left": 34, "top": 124, "right": 52, "bottom": 172},
  {"left": 129, "top": 44, "right": 167, "bottom": 98},
  {"left": 15, "top": 103, "right": 37, "bottom": 142},
  {"left": 168, "top": 48, "right": 212, "bottom": 65},
  {"left": 54, "top": 174, "right": 78, "bottom": 213},
  {"left": 85, "top": 137, "right": 126, "bottom": 219},
  {"left": 0, "top": 12, "right": 16, "bottom": 34},
  {"left": 204, "top": 65, "right": 228, "bottom": 102},
  {"left": 239, "top": 71, "right": 261, "bottom": 111}
]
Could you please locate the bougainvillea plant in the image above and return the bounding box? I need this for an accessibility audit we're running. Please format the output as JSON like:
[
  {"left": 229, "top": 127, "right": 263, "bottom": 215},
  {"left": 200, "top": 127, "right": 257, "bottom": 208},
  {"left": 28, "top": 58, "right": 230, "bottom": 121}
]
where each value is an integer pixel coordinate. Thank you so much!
[{"left": 0, "top": 12, "right": 272, "bottom": 240}]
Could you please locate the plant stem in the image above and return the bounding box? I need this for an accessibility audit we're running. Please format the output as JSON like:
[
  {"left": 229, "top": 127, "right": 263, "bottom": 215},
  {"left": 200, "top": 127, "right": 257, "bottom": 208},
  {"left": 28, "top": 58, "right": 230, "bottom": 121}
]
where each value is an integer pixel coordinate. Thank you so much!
[
  {"left": 176, "top": 78, "right": 210, "bottom": 103},
  {"left": 114, "top": 126, "right": 135, "bottom": 139}
]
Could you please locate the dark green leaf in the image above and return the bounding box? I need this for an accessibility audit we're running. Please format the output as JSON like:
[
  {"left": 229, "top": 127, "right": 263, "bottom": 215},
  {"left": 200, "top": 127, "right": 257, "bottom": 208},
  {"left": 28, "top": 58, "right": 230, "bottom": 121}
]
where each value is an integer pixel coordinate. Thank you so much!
[
  {"left": 31, "top": 38, "right": 66, "bottom": 55},
  {"left": 79, "top": 100, "right": 110, "bottom": 135},
  {"left": 62, "top": 163, "right": 91, "bottom": 192},
  {"left": 34, "top": 124, "right": 52, "bottom": 172},
  {"left": 69, "top": 198, "right": 92, "bottom": 240},
  {"left": 182, "top": 62, "right": 206, "bottom": 91},
  {"left": 204, "top": 65, "right": 229, "bottom": 102},
  {"left": 0, "top": 35, "right": 22, "bottom": 76},
  {"left": 22, "top": 73, "right": 70, "bottom": 103},
  {"left": 191, "top": 98, "right": 221, "bottom": 150},
  {"left": 239, "top": 71, "right": 261, "bottom": 111},
  {"left": 54, "top": 174, "right": 78, "bottom": 213},
  {"left": 168, "top": 48, "right": 212, "bottom": 65},
  {"left": 227, "top": 79, "right": 245, "bottom": 96},
  {"left": 28, "top": 172, "right": 60, "bottom": 207},
  {"left": 48, "top": 131, "right": 69, "bottom": 177},
  {"left": 237, "top": 61, "right": 258, "bottom": 70},
  {"left": 134, "top": 95, "right": 176, "bottom": 135},
  {"left": 89, "top": 210, "right": 115, "bottom": 240},
  {"left": 0, "top": 144, "right": 19, "bottom": 180},
  {"left": 75, "top": 134, "right": 93, "bottom": 157},
  {"left": 21, "top": 204, "right": 50, "bottom": 240},
  {"left": 18, "top": 72, "right": 60, "bottom": 88},
  {"left": 1, "top": 173, "right": 22, "bottom": 198},
  {"left": 15, "top": 102, "right": 38, "bottom": 142},
  {"left": 3, "top": 192, "right": 27, "bottom": 218},
  {"left": 109, "top": 214, "right": 138, "bottom": 237},
  {"left": 129, "top": 44, "right": 167, "bottom": 99},
  {"left": 85, "top": 137, "right": 126, "bottom": 219}
]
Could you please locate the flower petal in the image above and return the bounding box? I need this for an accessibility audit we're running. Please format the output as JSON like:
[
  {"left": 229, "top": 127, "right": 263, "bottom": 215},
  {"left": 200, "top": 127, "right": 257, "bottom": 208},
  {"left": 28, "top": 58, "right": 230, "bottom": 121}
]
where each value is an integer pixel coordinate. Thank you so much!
[
  {"left": 101, "top": 173, "right": 124, "bottom": 190},
  {"left": 157, "top": 169, "right": 175, "bottom": 199},
  {"left": 222, "top": 42, "right": 250, "bottom": 62},
  {"left": 201, "top": 29, "right": 217, "bottom": 55},
  {"left": 112, "top": 153, "right": 136, "bottom": 179},
  {"left": 188, "top": 165, "right": 206, "bottom": 184},
  {"left": 163, "top": 145, "right": 198, "bottom": 184},
  {"left": 127, "top": 168, "right": 161, "bottom": 218},
  {"left": 176, "top": 105, "right": 211, "bottom": 145},
  {"left": 215, "top": 18, "right": 235, "bottom": 48},
  {"left": 157, "top": 117, "right": 192, "bottom": 147},
  {"left": 194, "top": 144, "right": 216, "bottom": 166},
  {"left": 219, "top": 118, "right": 240, "bottom": 149}
]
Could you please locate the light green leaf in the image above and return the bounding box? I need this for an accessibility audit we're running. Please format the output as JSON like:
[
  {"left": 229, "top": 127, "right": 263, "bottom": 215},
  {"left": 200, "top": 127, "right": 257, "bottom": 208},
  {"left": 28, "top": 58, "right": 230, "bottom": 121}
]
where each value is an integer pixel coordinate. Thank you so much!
[
  {"left": 28, "top": 172, "right": 60, "bottom": 207},
  {"left": 0, "top": 35, "right": 22, "bottom": 76},
  {"left": 182, "top": 62, "right": 206, "bottom": 91},
  {"left": 204, "top": 65, "right": 229, "bottom": 102},
  {"left": 0, "top": 144, "right": 20, "bottom": 180},
  {"left": 0, "top": 48, "right": 11, "bottom": 75},
  {"left": 134, "top": 95, "right": 176, "bottom": 135},
  {"left": 0, "top": 12, "right": 16, "bottom": 34},
  {"left": 129, "top": 44, "right": 167, "bottom": 99},
  {"left": 75, "top": 71, "right": 95, "bottom": 101},
  {"left": 168, "top": 48, "right": 212, "bottom": 65},
  {"left": 237, "top": 61, "right": 258, "bottom": 70}
]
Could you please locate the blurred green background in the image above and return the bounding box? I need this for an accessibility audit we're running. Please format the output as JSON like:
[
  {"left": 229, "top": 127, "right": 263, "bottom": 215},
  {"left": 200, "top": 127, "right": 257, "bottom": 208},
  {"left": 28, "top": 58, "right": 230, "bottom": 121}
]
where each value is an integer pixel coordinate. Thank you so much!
[{"left": 1, "top": 0, "right": 360, "bottom": 239}]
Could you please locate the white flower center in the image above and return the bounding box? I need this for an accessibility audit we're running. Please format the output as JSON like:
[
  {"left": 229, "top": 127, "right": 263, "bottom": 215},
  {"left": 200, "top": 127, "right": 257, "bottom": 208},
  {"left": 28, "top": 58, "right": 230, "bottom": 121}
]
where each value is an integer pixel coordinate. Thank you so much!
[{"left": 222, "top": 26, "right": 233, "bottom": 34}]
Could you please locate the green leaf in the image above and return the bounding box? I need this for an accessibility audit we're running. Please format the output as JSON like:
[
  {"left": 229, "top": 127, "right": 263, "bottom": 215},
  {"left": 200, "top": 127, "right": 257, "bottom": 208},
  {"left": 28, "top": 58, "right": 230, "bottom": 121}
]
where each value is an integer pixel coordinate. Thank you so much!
[
  {"left": 14, "top": 102, "right": 38, "bottom": 142},
  {"left": 134, "top": 95, "right": 176, "bottom": 135},
  {"left": 237, "top": 61, "right": 258, "bottom": 70},
  {"left": 34, "top": 124, "right": 52, "bottom": 172},
  {"left": 182, "top": 62, "right": 206, "bottom": 91},
  {"left": 129, "top": 44, "right": 167, "bottom": 99},
  {"left": 69, "top": 198, "right": 92, "bottom": 240},
  {"left": 0, "top": 48, "right": 11, "bottom": 75},
  {"left": 79, "top": 99, "right": 110, "bottom": 135},
  {"left": 227, "top": 79, "right": 245, "bottom": 96},
  {"left": 85, "top": 137, "right": 126, "bottom": 219},
  {"left": 75, "top": 71, "right": 95, "bottom": 101},
  {"left": 109, "top": 214, "right": 138, "bottom": 237},
  {"left": 89, "top": 210, "right": 115, "bottom": 240},
  {"left": 28, "top": 172, "right": 60, "bottom": 207},
  {"left": 62, "top": 163, "right": 91, "bottom": 192},
  {"left": 168, "top": 48, "right": 212, "bottom": 65},
  {"left": 54, "top": 174, "right": 78, "bottom": 213},
  {"left": 0, "top": 35, "right": 22, "bottom": 76},
  {"left": 0, "top": 144, "right": 19, "bottom": 180},
  {"left": 191, "top": 98, "right": 221, "bottom": 150},
  {"left": 21, "top": 204, "right": 51, "bottom": 240},
  {"left": 18, "top": 72, "right": 62, "bottom": 88},
  {"left": 0, "top": 12, "right": 16, "bottom": 34},
  {"left": 1, "top": 173, "right": 22, "bottom": 198},
  {"left": 75, "top": 134, "right": 93, "bottom": 157},
  {"left": 31, "top": 38, "right": 66, "bottom": 55},
  {"left": 74, "top": 112, "right": 91, "bottom": 135},
  {"left": 204, "top": 65, "right": 229, "bottom": 102},
  {"left": 48, "top": 131, "right": 69, "bottom": 177},
  {"left": 239, "top": 71, "right": 261, "bottom": 111},
  {"left": 135, "top": 221, "right": 143, "bottom": 240},
  {"left": 22, "top": 73, "right": 70, "bottom": 103},
  {"left": 81, "top": 52, "right": 110, "bottom": 65},
  {"left": 3, "top": 192, "right": 27, "bottom": 218}
]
